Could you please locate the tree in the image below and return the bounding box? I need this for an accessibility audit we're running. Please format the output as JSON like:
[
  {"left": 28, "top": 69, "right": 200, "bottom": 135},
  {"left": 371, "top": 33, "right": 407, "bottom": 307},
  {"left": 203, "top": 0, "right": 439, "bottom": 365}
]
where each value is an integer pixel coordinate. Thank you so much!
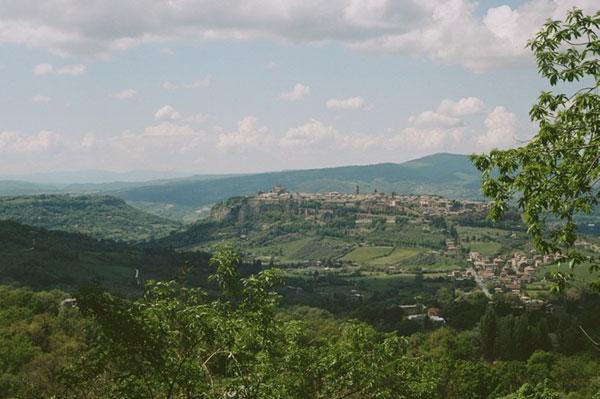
[
  {"left": 472, "top": 8, "right": 600, "bottom": 290},
  {"left": 67, "top": 247, "right": 440, "bottom": 398},
  {"left": 499, "top": 382, "right": 561, "bottom": 399},
  {"left": 514, "top": 314, "right": 533, "bottom": 361},
  {"left": 480, "top": 306, "right": 497, "bottom": 361}
]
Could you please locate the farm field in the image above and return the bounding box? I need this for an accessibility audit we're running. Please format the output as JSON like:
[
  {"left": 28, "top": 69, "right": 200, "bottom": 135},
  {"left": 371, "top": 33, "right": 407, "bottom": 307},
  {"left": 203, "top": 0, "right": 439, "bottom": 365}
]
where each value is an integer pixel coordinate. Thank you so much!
[
  {"left": 465, "top": 241, "right": 503, "bottom": 256},
  {"left": 341, "top": 246, "right": 393, "bottom": 263},
  {"left": 369, "top": 247, "right": 423, "bottom": 266}
]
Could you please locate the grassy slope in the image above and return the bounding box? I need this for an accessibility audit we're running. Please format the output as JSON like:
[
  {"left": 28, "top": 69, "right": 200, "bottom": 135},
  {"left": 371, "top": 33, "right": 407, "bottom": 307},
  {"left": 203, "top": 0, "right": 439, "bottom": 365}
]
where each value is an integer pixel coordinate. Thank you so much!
[{"left": 0, "top": 194, "right": 181, "bottom": 241}]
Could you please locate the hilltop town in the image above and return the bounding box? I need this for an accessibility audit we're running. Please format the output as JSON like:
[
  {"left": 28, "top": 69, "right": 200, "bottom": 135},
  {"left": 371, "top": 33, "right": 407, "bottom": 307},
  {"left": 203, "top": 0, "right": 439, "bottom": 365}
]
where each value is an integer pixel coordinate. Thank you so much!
[{"left": 253, "top": 185, "right": 488, "bottom": 219}]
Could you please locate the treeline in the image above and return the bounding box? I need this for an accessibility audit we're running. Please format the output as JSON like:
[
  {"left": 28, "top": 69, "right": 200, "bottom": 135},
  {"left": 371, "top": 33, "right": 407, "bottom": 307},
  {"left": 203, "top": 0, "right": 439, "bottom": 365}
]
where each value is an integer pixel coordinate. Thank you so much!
[{"left": 481, "top": 294, "right": 600, "bottom": 361}]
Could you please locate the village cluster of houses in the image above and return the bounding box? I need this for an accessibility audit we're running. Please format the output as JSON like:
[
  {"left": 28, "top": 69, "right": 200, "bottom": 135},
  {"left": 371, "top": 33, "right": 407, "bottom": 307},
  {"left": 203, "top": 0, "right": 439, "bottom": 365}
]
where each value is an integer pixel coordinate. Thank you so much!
[
  {"left": 467, "top": 251, "right": 563, "bottom": 309},
  {"left": 254, "top": 186, "right": 487, "bottom": 221}
]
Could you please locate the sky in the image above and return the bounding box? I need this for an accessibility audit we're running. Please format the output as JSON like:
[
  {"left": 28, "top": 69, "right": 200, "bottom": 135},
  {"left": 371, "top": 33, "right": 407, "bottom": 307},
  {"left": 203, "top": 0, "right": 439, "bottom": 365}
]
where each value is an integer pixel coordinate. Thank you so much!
[{"left": 0, "top": 0, "right": 598, "bottom": 175}]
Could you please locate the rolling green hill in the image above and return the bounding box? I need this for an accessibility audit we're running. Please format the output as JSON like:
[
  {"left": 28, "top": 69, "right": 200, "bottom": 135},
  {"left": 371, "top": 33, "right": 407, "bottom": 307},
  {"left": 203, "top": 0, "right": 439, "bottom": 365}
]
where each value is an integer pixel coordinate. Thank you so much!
[
  {"left": 0, "top": 220, "right": 210, "bottom": 294},
  {"left": 0, "top": 194, "right": 181, "bottom": 241},
  {"left": 114, "top": 153, "right": 483, "bottom": 208}
]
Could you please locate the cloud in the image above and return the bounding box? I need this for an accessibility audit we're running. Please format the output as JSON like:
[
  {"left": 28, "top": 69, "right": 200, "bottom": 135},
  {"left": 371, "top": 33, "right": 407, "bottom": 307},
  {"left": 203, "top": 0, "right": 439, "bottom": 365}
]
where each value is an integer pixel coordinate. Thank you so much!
[
  {"left": 55, "top": 64, "right": 86, "bottom": 75},
  {"left": 281, "top": 119, "right": 338, "bottom": 148},
  {"left": 4, "top": 0, "right": 598, "bottom": 71},
  {"left": 182, "top": 113, "right": 210, "bottom": 124},
  {"left": 32, "top": 95, "right": 51, "bottom": 103},
  {"left": 390, "top": 126, "right": 466, "bottom": 151},
  {"left": 113, "top": 88, "right": 137, "bottom": 99},
  {"left": 110, "top": 123, "right": 207, "bottom": 163},
  {"left": 0, "top": 130, "right": 63, "bottom": 153},
  {"left": 279, "top": 83, "right": 310, "bottom": 102},
  {"left": 143, "top": 122, "right": 199, "bottom": 137},
  {"left": 154, "top": 106, "right": 209, "bottom": 125},
  {"left": 326, "top": 96, "right": 366, "bottom": 110},
  {"left": 33, "top": 63, "right": 86, "bottom": 76},
  {"left": 33, "top": 63, "right": 53, "bottom": 76},
  {"left": 476, "top": 106, "right": 518, "bottom": 150},
  {"left": 409, "top": 97, "right": 485, "bottom": 128},
  {"left": 280, "top": 119, "right": 382, "bottom": 152},
  {"left": 155, "top": 105, "right": 181, "bottom": 121},
  {"left": 408, "top": 111, "right": 462, "bottom": 128},
  {"left": 162, "top": 75, "right": 212, "bottom": 90},
  {"left": 217, "top": 116, "right": 267, "bottom": 150},
  {"left": 436, "top": 97, "right": 485, "bottom": 117}
]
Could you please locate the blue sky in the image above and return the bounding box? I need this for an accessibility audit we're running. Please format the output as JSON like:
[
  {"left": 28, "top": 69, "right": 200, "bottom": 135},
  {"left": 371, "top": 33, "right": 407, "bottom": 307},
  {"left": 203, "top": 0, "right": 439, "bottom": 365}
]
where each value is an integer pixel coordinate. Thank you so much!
[{"left": 0, "top": 0, "right": 597, "bottom": 174}]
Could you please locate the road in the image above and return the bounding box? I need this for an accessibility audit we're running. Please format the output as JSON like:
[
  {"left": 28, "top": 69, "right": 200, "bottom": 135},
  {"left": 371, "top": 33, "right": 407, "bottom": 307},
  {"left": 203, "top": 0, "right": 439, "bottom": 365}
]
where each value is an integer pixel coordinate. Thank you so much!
[{"left": 468, "top": 267, "right": 492, "bottom": 299}]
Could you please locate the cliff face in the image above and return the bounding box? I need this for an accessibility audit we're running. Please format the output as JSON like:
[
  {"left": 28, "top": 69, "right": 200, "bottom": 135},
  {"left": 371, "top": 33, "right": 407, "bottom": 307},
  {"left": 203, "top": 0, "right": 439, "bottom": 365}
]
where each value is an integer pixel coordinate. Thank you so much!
[
  {"left": 209, "top": 197, "right": 295, "bottom": 224},
  {"left": 209, "top": 197, "right": 259, "bottom": 224},
  {"left": 209, "top": 199, "right": 244, "bottom": 223}
]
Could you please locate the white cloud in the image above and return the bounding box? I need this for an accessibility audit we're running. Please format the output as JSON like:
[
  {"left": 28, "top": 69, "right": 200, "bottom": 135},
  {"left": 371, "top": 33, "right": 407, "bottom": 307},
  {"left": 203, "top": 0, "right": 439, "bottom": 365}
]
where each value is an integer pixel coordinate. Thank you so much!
[
  {"left": 144, "top": 122, "right": 199, "bottom": 137},
  {"left": 326, "top": 96, "right": 366, "bottom": 110},
  {"left": 81, "top": 132, "right": 95, "bottom": 148},
  {"left": 409, "top": 97, "right": 485, "bottom": 128},
  {"left": 155, "top": 105, "right": 181, "bottom": 121},
  {"left": 217, "top": 116, "right": 267, "bottom": 150},
  {"left": 436, "top": 97, "right": 485, "bottom": 117},
  {"left": 5, "top": 0, "right": 598, "bottom": 71},
  {"left": 476, "top": 106, "right": 518, "bottom": 150},
  {"left": 183, "top": 113, "right": 210, "bottom": 124},
  {"left": 113, "top": 88, "right": 137, "bottom": 99},
  {"left": 408, "top": 111, "right": 462, "bottom": 128},
  {"left": 281, "top": 119, "right": 338, "bottom": 148},
  {"left": 162, "top": 75, "right": 212, "bottom": 90},
  {"left": 483, "top": 5, "right": 520, "bottom": 40},
  {"left": 390, "top": 126, "right": 465, "bottom": 152},
  {"left": 109, "top": 123, "right": 207, "bottom": 164},
  {"left": 280, "top": 119, "right": 382, "bottom": 152},
  {"left": 33, "top": 63, "right": 53, "bottom": 76},
  {"left": 154, "top": 106, "right": 209, "bottom": 125},
  {"left": 0, "top": 130, "right": 63, "bottom": 153},
  {"left": 279, "top": 83, "right": 310, "bottom": 102},
  {"left": 32, "top": 95, "right": 51, "bottom": 103},
  {"left": 33, "top": 63, "right": 86, "bottom": 76},
  {"left": 55, "top": 64, "right": 86, "bottom": 75}
]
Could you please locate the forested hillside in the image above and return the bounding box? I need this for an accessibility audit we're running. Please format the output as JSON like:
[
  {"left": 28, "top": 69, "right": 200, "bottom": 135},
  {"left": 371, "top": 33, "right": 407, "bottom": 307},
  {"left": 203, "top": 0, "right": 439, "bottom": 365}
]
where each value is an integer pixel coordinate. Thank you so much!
[
  {"left": 0, "top": 220, "right": 210, "bottom": 293},
  {"left": 0, "top": 194, "right": 181, "bottom": 241}
]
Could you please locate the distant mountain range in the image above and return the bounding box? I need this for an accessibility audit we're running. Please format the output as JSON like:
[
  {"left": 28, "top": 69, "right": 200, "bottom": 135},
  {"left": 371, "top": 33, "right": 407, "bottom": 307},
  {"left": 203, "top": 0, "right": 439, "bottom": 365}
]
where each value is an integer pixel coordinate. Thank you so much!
[
  {"left": 112, "top": 153, "right": 483, "bottom": 207},
  {"left": 0, "top": 153, "right": 484, "bottom": 209},
  {"left": 0, "top": 169, "right": 194, "bottom": 184}
]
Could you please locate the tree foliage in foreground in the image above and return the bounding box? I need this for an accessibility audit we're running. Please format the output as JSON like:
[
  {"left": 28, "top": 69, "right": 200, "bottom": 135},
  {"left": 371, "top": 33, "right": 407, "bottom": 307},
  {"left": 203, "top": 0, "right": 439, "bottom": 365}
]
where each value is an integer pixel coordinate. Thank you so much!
[
  {"left": 472, "top": 8, "right": 600, "bottom": 289},
  {"left": 2, "top": 252, "right": 599, "bottom": 398},
  {"left": 66, "top": 245, "right": 437, "bottom": 399}
]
